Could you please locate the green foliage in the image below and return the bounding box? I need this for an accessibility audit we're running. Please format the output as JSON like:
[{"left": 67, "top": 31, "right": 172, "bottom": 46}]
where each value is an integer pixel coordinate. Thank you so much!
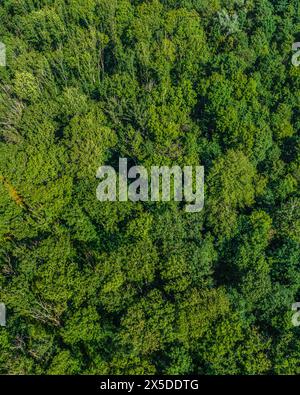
[{"left": 0, "top": 0, "right": 299, "bottom": 375}]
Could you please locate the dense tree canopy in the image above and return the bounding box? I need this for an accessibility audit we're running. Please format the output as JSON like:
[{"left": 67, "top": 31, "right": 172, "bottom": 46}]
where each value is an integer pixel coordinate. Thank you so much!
[{"left": 0, "top": 0, "right": 300, "bottom": 374}]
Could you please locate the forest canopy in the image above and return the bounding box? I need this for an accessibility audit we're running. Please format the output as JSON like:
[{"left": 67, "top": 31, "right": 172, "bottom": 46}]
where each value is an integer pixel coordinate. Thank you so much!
[{"left": 0, "top": 0, "right": 300, "bottom": 375}]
